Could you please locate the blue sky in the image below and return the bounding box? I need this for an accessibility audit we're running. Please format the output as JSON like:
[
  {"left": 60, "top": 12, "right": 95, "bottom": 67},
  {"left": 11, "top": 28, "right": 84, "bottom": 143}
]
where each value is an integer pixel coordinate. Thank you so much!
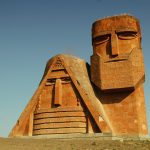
[{"left": 0, "top": 0, "right": 150, "bottom": 137}]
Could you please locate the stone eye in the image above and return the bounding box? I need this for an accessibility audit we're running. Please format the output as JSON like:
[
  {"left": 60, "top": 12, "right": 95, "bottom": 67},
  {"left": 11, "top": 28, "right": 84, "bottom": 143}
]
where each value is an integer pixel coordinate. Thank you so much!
[
  {"left": 117, "top": 31, "right": 137, "bottom": 40},
  {"left": 47, "top": 78, "right": 56, "bottom": 83},
  {"left": 93, "top": 34, "right": 110, "bottom": 45},
  {"left": 61, "top": 77, "right": 70, "bottom": 82}
]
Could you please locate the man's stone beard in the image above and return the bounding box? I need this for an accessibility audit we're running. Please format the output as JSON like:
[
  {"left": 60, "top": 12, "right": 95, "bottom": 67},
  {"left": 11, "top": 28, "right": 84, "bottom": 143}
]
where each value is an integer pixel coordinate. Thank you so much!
[{"left": 91, "top": 48, "right": 145, "bottom": 92}]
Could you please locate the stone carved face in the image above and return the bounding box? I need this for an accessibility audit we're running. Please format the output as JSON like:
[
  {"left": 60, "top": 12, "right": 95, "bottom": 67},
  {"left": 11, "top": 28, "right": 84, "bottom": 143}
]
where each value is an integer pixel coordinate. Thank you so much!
[{"left": 91, "top": 15, "right": 145, "bottom": 91}]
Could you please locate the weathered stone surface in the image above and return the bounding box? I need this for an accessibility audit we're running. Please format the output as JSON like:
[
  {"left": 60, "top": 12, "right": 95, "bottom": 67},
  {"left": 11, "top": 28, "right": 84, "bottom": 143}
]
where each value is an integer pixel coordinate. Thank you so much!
[
  {"left": 9, "top": 14, "right": 148, "bottom": 137},
  {"left": 91, "top": 14, "right": 148, "bottom": 135},
  {"left": 9, "top": 54, "right": 110, "bottom": 137},
  {"left": 91, "top": 15, "right": 144, "bottom": 91}
]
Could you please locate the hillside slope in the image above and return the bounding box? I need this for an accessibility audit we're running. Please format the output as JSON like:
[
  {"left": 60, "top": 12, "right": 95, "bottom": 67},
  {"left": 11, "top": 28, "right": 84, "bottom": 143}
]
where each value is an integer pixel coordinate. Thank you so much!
[{"left": 0, "top": 135, "right": 150, "bottom": 150}]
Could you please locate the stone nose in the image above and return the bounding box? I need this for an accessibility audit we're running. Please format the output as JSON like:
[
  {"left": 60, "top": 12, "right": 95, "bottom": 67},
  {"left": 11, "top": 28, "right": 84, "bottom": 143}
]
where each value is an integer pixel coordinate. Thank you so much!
[
  {"left": 111, "top": 33, "right": 119, "bottom": 56},
  {"left": 54, "top": 79, "right": 62, "bottom": 106}
]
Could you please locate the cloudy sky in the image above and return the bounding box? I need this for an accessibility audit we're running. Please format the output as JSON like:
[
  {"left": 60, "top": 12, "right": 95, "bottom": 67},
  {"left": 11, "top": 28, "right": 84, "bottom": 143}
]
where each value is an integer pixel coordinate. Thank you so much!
[{"left": 0, "top": 0, "right": 150, "bottom": 137}]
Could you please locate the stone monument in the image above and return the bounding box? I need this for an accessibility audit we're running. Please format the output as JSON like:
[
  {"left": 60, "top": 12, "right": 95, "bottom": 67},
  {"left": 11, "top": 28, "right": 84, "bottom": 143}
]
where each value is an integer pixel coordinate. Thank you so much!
[
  {"left": 91, "top": 15, "right": 148, "bottom": 135},
  {"left": 9, "top": 14, "right": 148, "bottom": 137}
]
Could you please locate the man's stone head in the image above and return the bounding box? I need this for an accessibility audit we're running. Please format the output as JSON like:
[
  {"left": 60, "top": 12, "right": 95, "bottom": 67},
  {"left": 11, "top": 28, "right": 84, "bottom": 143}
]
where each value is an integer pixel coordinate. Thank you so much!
[{"left": 91, "top": 14, "right": 145, "bottom": 92}]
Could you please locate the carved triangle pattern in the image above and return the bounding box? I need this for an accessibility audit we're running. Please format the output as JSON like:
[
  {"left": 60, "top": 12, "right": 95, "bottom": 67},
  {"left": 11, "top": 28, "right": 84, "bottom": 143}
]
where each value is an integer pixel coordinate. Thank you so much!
[{"left": 52, "top": 57, "right": 64, "bottom": 69}]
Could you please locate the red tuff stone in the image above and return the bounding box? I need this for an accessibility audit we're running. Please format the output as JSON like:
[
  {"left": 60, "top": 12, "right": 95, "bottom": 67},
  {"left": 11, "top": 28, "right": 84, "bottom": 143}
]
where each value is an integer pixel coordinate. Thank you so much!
[{"left": 9, "top": 14, "right": 148, "bottom": 137}]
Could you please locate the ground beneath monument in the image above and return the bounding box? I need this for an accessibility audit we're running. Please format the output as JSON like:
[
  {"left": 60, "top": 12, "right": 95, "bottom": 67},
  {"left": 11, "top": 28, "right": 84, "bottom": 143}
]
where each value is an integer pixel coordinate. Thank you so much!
[{"left": 0, "top": 134, "right": 150, "bottom": 150}]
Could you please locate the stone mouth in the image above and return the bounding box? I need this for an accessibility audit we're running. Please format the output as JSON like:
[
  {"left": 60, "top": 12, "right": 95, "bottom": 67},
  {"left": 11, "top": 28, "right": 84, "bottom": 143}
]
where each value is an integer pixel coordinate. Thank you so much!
[{"left": 104, "top": 58, "right": 128, "bottom": 63}]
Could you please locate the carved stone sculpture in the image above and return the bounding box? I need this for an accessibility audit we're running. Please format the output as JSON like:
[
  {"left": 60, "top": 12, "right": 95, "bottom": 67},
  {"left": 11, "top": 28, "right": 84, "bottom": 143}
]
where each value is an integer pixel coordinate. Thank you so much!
[
  {"left": 9, "top": 55, "right": 111, "bottom": 136},
  {"left": 9, "top": 14, "right": 148, "bottom": 137},
  {"left": 91, "top": 15, "right": 148, "bottom": 135}
]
